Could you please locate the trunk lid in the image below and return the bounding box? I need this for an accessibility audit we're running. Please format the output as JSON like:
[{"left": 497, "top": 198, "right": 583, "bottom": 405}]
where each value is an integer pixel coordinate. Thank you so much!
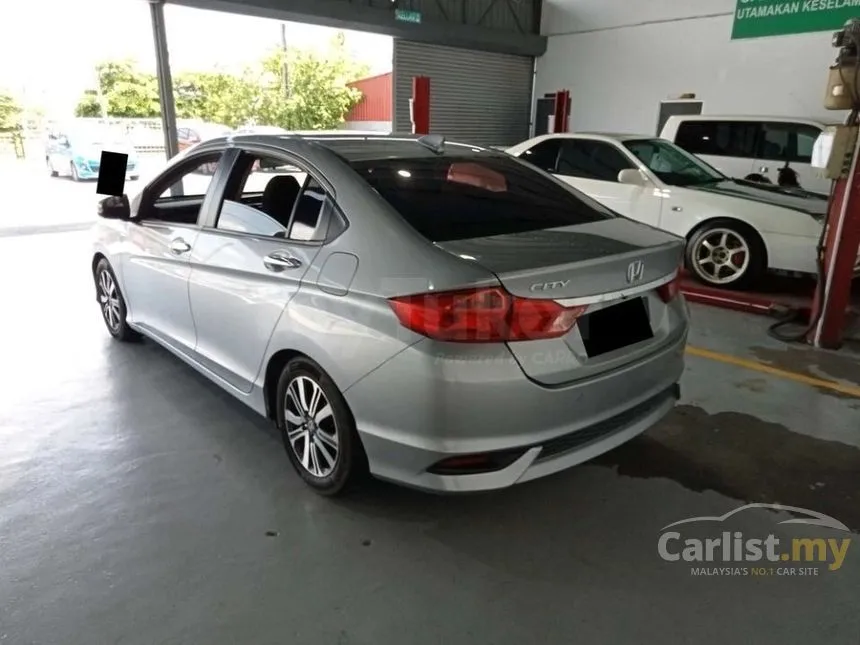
[
  {"left": 436, "top": 218, "right": 687, "bottom": 386},
  {"left": 435, "top": 218, "right": 684, "bottom": 300}
]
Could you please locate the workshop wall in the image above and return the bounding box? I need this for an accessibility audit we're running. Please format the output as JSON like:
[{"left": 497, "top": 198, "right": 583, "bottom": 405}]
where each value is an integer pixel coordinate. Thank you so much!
[{"left": 535, "top": 0, "right": 841, "bottom": 135}]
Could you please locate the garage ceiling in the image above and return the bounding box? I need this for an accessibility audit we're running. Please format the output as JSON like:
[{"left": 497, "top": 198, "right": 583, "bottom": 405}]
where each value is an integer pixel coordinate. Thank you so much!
[{"left": 170, "top": 0, "right": 547, "bottom": 55}]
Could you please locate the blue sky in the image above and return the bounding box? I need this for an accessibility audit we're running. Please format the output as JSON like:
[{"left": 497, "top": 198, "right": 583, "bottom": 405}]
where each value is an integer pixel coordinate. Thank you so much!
[{"left": 2, "top": 0, "right": 392, "bottom": 116}]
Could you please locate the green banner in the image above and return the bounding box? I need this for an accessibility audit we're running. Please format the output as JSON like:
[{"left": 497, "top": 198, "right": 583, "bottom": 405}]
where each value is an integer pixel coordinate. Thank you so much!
[{"left": 732, "top": 0, "right": 860, "bottom": 39}]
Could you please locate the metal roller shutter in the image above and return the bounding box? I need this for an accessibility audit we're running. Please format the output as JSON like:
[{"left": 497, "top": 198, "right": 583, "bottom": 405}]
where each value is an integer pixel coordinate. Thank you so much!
[{"left": 392, "top": 40, "right": 533, "bottom": 147}]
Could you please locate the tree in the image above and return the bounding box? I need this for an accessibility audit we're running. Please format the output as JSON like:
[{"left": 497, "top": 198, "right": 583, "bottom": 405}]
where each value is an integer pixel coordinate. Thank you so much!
[
  {"left": 73, "top": 35, "right": 370, "bottom": 128},
  {"left": 0, "top": 91, "right": 22, "bottom": 132},
  {"left": 173, "top": 71, "right": 257, "bottom": 128},
  {"left": 75, "top": 90, "right": 102, "bottom": 118},
  {"left": 262, "top": 33, "right": 368, "bottom": 130},
  {"left": 75, "top": 59, "right": 160, "bottom": 119}
]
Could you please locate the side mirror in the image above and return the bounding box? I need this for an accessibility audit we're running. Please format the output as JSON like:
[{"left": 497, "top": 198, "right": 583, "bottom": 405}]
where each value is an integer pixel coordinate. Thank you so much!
[
  {"left": 618, "top": 169, "right": 648, "bottom": 187},
  {"left": 98, "top": 194, "right": 131, "bottom": 220}
]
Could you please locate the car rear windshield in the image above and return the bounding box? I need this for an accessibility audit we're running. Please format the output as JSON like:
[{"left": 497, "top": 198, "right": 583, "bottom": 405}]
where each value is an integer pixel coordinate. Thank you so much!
[{"left": 348, "top": 154, "right": 615, "bottom": 242}]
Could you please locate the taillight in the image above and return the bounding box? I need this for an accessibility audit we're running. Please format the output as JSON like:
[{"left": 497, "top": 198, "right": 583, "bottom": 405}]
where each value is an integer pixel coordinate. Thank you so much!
[
  {"left": 657, "top": 271, "right": 681, "bottom": 303},
  {"left": 388, "top": 287, "right": 587, "bottom": 343}
]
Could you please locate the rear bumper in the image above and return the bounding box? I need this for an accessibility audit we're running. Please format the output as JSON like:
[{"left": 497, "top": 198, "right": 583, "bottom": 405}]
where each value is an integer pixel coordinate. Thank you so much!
[{"left": 344, "top": 325, "right": 687, "bottom": 492}]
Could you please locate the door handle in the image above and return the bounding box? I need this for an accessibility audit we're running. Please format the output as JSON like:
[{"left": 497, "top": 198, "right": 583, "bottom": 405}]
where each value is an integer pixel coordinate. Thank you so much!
[
  {"left": 759, "top": 166, "right": 769, "bottom": 173},
  {"left": 169, "top": 238, "right": 192, "bottom": 255},
  {"left": 263, "top": 251, "right": 302, "bottom": 271}
]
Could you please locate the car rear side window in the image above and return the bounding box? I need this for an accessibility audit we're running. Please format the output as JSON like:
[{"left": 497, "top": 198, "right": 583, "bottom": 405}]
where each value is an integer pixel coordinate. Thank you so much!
[
  {"left": 556, "top": 140, "right": 633, "bottom": 182},
  {"left": 519, "top": 139, "right": 561, "bottom": 172},
  {"left": 675, "top": 121, "right": 759, "bottom": 158},
  {"left": 349, "top": 155, "right": 614, "bottom": 242}
]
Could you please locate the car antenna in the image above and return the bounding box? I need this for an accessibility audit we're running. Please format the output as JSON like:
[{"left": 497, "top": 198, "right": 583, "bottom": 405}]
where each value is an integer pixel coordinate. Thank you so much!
[{"left": 417, "top": 134, "right": 445, "bottom": 154}]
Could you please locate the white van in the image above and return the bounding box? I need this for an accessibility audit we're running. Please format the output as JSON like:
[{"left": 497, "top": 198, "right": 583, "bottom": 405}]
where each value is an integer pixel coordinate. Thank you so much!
[{"left": 660, "top": 115, "right": 835, "bottom": 196}]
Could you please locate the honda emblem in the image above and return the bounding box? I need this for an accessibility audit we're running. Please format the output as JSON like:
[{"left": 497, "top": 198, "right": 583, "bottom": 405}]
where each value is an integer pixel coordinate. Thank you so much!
[{"left": 626, "top": 260, "right": 645, "bottom": 284}]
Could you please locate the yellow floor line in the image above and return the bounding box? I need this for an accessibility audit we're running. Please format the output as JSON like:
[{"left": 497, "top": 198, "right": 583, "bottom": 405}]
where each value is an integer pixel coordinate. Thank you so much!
[{"left": 685, "top": 345, "right": 860, "bottom": 399}]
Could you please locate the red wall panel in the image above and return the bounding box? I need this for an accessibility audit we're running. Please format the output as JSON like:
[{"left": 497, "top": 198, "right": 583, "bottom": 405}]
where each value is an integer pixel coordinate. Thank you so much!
[{"left": 346, "top": 72, "right": 392, "bottom": 122}]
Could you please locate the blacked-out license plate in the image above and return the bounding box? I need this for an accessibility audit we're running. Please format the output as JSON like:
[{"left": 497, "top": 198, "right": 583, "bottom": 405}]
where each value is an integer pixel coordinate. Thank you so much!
[{"left": 579, "top": 297, "right": 653, "bottom": 357}]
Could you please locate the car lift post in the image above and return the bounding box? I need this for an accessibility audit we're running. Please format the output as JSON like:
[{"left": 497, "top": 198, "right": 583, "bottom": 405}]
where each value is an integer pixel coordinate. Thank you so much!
[
  {"left": 808, "top": 132, "right": 860, "bottom": 348},
  {"left": 807, "top": 20, "right": 860, "bottom": 349}
]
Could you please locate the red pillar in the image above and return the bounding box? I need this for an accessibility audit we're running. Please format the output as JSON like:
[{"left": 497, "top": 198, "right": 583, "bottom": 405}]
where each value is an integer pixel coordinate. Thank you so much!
[
  {"left": 808, "top": 134, "right": 860, "bottom": 348},
  {"left": 553, "top": 90, "right": 570, "bottom": 133},
  {"left": 411, "top": 76, "right": 431, "bottom": 135}
]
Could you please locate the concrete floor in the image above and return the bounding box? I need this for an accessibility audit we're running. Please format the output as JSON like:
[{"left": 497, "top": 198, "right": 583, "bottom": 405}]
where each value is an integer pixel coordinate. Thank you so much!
[{"left": 1, "top": 230, "right": 859, "bottom": 645}]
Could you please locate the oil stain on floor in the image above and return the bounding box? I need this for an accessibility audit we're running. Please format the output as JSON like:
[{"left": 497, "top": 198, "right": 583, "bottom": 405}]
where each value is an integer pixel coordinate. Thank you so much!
[{"left": 594, "top": 405, "right": 860, "bottom": 531}]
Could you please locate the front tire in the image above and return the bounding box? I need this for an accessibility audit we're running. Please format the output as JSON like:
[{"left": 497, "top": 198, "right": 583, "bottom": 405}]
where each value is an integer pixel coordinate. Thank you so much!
[
  {"left": 94, "top": 259, "right": 140, "bottom": 341},
  {"left": 70, "top": 162, "right": 81, "bottom": 182},
  {"left": 276, "top": 357, "right": 367, "bottom": 496},
  {"left": 47, "top": 156, "right": 58, "bottom": 177},
  {"left": 686, "top": 221, "right": 766, "bottom": 289}
]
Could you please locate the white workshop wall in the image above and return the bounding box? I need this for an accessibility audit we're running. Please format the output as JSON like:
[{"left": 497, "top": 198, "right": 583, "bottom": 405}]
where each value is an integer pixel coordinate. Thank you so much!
[{"left": 535, "top": 0, "right": 843, "bottom": 135}]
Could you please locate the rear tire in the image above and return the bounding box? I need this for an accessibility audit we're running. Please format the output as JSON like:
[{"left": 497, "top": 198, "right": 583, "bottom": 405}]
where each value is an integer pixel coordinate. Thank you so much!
[
  {"left": 94, "top": 259, "right": 140, "bottom": 342},
  {"left": 70, "top": 162, "right": 81, "bottom": 182},
  {"left": 685, "top": 220, "right": 766, "bottom": 289},
  {"left": 47, "top": 157, "right": 58, "bottom": 177},
  {"left": 276, "top": 357, "right": 367, "bottom": 496}
]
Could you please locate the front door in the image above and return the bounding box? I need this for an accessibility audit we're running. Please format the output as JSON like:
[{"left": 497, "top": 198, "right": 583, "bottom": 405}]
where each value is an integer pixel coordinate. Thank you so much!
[
  {"left": 752, "top": 121, "right": 829, "bottom": 194},
  {"left": 187, "top": 150, "right": 327, "bottom": 393},
  {"left": 121, "top": 151, "right": 226, "bottom": 353},
  {"left": 554, "top": 139, "right": 663, "bottom": 227}
]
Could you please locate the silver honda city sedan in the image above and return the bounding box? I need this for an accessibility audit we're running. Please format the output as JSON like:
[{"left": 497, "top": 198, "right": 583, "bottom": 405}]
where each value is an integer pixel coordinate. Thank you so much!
[{"left": 92, "top": 133, "right": 688, "bottom": 495}]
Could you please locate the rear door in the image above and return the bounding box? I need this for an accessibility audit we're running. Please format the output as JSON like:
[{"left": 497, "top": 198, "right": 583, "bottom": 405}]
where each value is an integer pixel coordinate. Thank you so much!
[
  {"left": 122, "top": 151, "right": 226, "bottom": 353},
  {"left": 552, "top": 139, "right": 663, "bottom": 227},
  {"left": 673, "top": 120, "right": 758, "bottom": 179},
  {"left": 187, "top": 148, "right": 331, "bottom": 393}
]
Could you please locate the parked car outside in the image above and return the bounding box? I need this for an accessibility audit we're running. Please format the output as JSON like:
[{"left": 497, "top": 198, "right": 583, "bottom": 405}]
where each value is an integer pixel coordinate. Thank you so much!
[
  {"left": 660, "top": 115, "right": 837, "bottom": 196},
  {"left": 177, "top": 121, "right": 232, "bottom": 151},
  {"left": 46, "top": 125, "right": 140, "bottom": 182},
  {"left": 508, "top": 133, "right": 839, "bottom": 288},
  {"left": 91, "top": 133, "right": 688, "bottom": 495}
]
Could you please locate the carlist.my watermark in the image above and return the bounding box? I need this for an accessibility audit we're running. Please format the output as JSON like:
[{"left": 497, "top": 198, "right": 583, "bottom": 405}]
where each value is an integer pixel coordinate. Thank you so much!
[{"left": 658, "top": 503, "right": 852, "bottom": 577}]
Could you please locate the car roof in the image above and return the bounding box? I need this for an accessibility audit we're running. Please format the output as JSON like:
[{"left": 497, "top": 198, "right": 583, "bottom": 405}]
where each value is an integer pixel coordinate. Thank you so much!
[
  {"left": 665, "top": 114, "right": 835, "bottom": 125},
  {"left": 205, "top": 132, "right": 498, "bottom": 162},
  {"left": 534, "top": 132, "right": 655, "bottom": 142}
]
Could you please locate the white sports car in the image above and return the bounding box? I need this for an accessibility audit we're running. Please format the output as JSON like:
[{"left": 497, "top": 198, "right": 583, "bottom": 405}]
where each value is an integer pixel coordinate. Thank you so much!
[{"left": 507, "top": 133, "right": 834, "bottom": 288}]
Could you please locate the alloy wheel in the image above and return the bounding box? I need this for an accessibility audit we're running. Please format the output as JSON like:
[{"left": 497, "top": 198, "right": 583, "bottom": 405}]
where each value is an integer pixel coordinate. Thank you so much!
[
  {"left": 284, "top": 376, "right": 339, "bottom": 478},
  {"left": 98, "top": 270, "right": 121, "bottom": 332},
  {"left": 692, "top": 228, "right": 750, "bottom": 285}
]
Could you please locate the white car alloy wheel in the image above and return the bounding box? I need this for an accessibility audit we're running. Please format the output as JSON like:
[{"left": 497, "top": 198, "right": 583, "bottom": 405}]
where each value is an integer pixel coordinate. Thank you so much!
[
  {"left": 689, "top": 227, "right": 752, "bottom": 286},
  {"left": 98, "top": 269, "right": 122, "bottom": 333},
  {"left": 284, "top": 375, "right": 340, "bottom": 478}
]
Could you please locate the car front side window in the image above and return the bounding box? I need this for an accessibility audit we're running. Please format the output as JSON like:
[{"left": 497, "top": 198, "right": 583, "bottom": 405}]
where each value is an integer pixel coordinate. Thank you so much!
[{"left": 138, "top": 152, "right": 224, "bottom": 225}]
